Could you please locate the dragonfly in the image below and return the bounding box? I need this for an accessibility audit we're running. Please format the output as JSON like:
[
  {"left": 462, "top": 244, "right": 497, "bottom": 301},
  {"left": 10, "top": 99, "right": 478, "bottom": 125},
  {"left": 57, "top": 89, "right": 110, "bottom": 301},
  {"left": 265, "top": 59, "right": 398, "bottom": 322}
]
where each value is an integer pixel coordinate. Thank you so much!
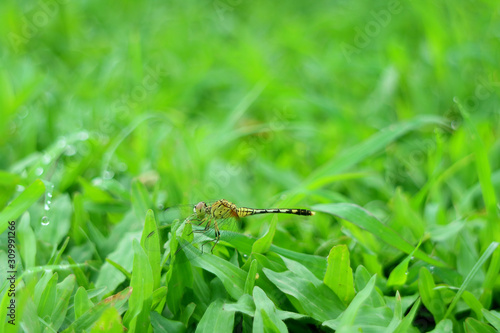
[{"left": 152, "top": 199, "right": 315, "bottom": 253}]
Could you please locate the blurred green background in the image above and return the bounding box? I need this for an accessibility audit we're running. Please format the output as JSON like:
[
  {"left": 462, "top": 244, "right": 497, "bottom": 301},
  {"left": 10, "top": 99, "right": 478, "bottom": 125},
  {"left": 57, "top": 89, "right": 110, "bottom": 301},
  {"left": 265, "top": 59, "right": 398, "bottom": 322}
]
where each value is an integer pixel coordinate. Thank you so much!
[{"left": 1, "top": 0, "right": 499, "bottom": 331}]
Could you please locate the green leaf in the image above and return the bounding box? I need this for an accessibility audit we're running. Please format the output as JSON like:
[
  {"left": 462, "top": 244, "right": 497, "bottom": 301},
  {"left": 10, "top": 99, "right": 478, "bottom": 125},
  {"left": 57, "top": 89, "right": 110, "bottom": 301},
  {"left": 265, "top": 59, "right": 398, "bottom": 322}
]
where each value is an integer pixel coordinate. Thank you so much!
[
  {"left": 387, "top": 238, "right": 422, "bottom": 287},
  {"left": 418, "top": 267, "right": 445, "bottom": 322},
  {"left": 444, "top": 242, "right": 499, "bottom": 319},
  {"left": 181, "top": 242, "right": 246, "bottom": 300},
  {"left": 68, "top": 256, "right": 90, "bottom": 289},
  {"left": 49, "top": 236, "right": 70, "bottom": 265},
  {"left": 131, "top": 178, "right": 152, "bottom": 221},
  {"left": 17, "top": 212, "right": 36, "bottom": 268},
  {"left": 313, "top": 203, "right": 446, "bottom": 268},
  {"left": 482, "top": 309, "right": 500, "bottom": 331},
  {"left": 303, "top": 116, "right": 445, "bottom": 190},
  {"left": 71, "top": 192, "right": 87, "bottom": 244},
  {"left": 52, "top": 274, "right": 76, "bottom": 330},
  {"left": 224, "top": 294, "right": 256, "bottom": 317},
  {"left": 263, "top": 267, "right": 345, "bottom": 322},
  {"left": 0, "top": 179, "right": 45, "bottom": 234},
  {"left": 269, "top": 243, "right": 327, "bottom": 279},
  {"left": 324, "top": 244, "right": 355, "bottom": 305},
  {"left": 464, "top": 317, "right": 497, "bottom": 333},
  {"left": 393, "top": 298, "right": 420, "bottom": 333},
  {"left": 150, "top": 311, "right": 186, "bottom": 333},
  {"left": 354, "top": 266, "right": 385, "bottom": 308},
  {"left": 90, "top": 307, "right": 124, "bottom": 333},
  {"left": 252, "top": 214, "right": 278, "bottom": 254},
  {"left": 141, "top": 209, "right": 161, "bottom": 289},
  {"left": 461, "top": 291, "right": 483, "bottom": 320},
  {"left": 75, "top": 287, "right": 95, "bottom": 320},
  {"left": 385, "top": 291, "right": 403, "bottom": 331},
  {"left": 123, "top": 239, "right": 154, "bottom": 327},
  {"left": 427, "top": 319, "right": 453, "bottom": 333},
  {"left": 0, "top": 170, "right": 20, "bottom": 209},
  {"left": 455, "top": 99, "right": 498, "bottom": 221},
  {"left": 196, "top": 299, "right": 235, "bottom": 333},
  {"left": 37, "top": 272, "right": 58, "bottom": 322},
  {"left": 253, "top": 287, "right": 287, "bottom": 333},
  {"left": 324, "top": 274, "right": 377, "bottom": 330},
  {"left": 482, "top": 247, "right": 500, "bottom": 307},
  {"left": 62, "top": 287, "right": 132, "bottom": 333},
  {"left": 244, "top": 259, "right": 258, "bottom": 295},
  {"left": 165, "top": 249, "right": 192, "bottom": 316}
]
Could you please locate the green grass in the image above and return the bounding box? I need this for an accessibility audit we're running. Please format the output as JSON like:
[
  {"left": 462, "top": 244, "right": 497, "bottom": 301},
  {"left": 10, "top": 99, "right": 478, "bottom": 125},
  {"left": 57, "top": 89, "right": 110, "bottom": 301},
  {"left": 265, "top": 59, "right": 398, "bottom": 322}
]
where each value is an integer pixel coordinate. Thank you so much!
[{"left": 0, "top": 0, "right": 500, "bottom": 332}]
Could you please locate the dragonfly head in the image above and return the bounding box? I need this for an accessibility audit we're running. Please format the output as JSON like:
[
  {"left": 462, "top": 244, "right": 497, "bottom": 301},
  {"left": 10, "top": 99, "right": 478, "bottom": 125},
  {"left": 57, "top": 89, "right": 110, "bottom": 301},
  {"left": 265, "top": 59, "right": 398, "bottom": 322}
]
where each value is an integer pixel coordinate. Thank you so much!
[{"left": 194, "top": 201, "right": 207, "bottom": 218}]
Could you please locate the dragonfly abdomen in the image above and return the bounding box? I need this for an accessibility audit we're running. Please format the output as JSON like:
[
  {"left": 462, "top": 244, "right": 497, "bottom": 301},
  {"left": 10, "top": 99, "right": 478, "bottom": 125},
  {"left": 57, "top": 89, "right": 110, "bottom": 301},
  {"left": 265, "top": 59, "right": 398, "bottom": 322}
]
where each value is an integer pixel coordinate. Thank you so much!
[{"left": 237, "top": 208, "right": 314, "bottom": 217}]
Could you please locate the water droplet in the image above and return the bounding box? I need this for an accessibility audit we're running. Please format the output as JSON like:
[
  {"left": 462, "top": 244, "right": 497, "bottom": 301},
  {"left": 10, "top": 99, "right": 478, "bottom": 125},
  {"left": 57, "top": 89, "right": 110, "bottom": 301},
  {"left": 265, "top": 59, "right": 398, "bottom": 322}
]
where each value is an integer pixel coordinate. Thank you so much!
[
  {"left": 35, "top": 167, "right": 44, "bottom": 176},
  {"left": 78, "top": 131, "right": 89, "bottom": 141},
  {"left": 280, "top": 194, "right": 288, "bottom": 200},
  {"left": 64, "top": 145, "right": 77, "bottom": 156},
  {"left": 411, "top": 256, "right": 415, "bottom": 261},
  {"left": 18, "top": 107, "right": 29, "bottom": 119},
  {"left": 57, "top": 137, "right": 67, "bottom": 148},
  {"left": 451, "top": 120, "right": 460, "bottom": 130},
  {"left": 41, "top": 216, "right": 50, "bottom": 225},
  {"left": 118, "top": 163, "right": 128, "bottom": 171},
  {"left": 8, "top": 121, "right": 16, "bottom": 134},
  {"left": 16, "top": 185, "right": 25, "bottom": 192},
  {"left": 103, "top": 170, "right": 114, "bottom": 179},
  {"left": 43, "top": 183, "right": 54, "bottom": 214},
  {"left": 405, "top": 272, "right": 408, "bottom": 275},
  {"left": 42, "top": 154, "right": 51, "bottom": 164}
]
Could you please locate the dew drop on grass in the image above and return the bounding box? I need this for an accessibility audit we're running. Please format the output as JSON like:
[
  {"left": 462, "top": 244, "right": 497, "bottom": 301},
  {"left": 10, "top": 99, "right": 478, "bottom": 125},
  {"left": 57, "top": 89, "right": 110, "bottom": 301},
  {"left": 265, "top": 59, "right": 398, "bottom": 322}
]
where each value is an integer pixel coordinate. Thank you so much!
[
  {"left": 78, "top": 131, "right": 89, "bottom": 141},
  {"left": 35, "top": 167, "right": 44, "bottom": 176},
  {"left": 42, "top": 153, "right": 51, "bottom": 164},
  {"left": 41, "top": 216, "right": 50, "bottom": 226},
  {"left": 57, "top": 137, "right": 67, "bottom": 148},
  {"left": 65, "top": 145, "right": 77, "bottom": 156},
  {"left": 16, "top": 185, "right": 25, "bottom": 192},
  {"left": 41, "top": 183, "right": 54, "bottom": 225},
  {"left": 103, "top": 170, "right": 114, "bottom": 179}
]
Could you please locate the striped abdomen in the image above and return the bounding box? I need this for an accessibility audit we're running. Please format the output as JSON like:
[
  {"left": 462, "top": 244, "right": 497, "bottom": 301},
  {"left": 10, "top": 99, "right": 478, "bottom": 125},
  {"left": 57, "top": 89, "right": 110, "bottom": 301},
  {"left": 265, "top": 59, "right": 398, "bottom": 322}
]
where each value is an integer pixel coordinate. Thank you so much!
[{"left": 236, "top": 207, "right": 315, "bottom": 217}]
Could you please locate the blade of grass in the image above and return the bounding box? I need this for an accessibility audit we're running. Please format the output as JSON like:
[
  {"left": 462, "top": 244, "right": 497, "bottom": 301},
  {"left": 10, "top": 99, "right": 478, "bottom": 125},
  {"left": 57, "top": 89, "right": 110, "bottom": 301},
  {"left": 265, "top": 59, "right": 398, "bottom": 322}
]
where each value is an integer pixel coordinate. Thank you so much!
[
  {"left": 324, "top": 245, "right": 355, "bottom": 305},
  {"left": 195, "top": 299, "right": 235, "bottom": 333},
  {"left": 444, "top": 242, "right": 499, "bottom": 319},
  {"left": 304, "top": 116, "right": 446, "bottom": 190},
  {"left": 313, "top": 203, "right": 446, "bottom": 268},
  {"left": 0, "top": 179, "right": 45, "bottom": 234}
]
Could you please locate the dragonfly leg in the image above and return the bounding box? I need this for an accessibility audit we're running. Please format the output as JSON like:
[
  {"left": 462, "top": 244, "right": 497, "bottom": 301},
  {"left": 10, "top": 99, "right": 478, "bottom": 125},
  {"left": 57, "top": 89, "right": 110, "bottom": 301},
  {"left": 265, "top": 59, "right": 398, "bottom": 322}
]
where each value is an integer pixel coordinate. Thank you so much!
[
  {"left": 210, "top": 221, "right": 221, "bottom": 253},
  {"left": 189, "top": 218, "right": 212, "bottom": 235}
]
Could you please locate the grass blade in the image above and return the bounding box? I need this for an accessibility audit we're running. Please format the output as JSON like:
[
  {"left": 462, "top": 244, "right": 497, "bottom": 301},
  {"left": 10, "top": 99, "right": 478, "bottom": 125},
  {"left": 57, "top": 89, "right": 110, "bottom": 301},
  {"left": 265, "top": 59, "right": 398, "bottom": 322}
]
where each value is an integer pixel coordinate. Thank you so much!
[
  {"left": 444, "top": 242, "right": 499, "bottom": 319},
  {"left": 0, "top": 179, "right": 45, "bottom": 234},
  {"left": 313, "top": 203, "right": 445, "bottom": 268}
]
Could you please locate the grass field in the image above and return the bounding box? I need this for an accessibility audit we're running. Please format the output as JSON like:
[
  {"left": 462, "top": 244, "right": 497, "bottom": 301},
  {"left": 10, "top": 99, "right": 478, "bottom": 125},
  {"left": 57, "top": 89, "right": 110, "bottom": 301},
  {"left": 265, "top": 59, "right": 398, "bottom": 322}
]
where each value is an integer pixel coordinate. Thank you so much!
[{"left": 1, "top": 0, "right": 499, "bottom": 332}]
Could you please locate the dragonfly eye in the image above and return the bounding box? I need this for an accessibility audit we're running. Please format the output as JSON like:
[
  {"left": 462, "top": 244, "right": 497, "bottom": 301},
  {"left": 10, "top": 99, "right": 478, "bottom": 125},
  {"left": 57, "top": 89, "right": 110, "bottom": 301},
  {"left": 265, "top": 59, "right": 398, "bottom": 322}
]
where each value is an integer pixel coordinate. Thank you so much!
[{"left": 194, "top": 201, "right": 207, "bottom": 217}]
